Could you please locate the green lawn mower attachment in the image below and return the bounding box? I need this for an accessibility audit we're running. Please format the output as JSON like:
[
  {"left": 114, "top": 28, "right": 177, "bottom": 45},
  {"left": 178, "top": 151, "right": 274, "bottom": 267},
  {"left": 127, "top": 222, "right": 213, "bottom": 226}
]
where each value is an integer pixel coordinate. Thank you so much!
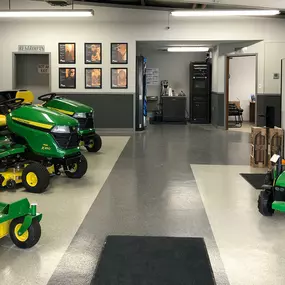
[
  {"left": 0, "top": 198, "right": 42, "bottom": 248},
  {"left": 258, "top": 154, "right": 285, "bottom": 216},
  {"left": 38, "top": 93, "right": 102, "bottom": 153},
  {"left": 0, "top": 98, "right": 88, "bottom": 193}
]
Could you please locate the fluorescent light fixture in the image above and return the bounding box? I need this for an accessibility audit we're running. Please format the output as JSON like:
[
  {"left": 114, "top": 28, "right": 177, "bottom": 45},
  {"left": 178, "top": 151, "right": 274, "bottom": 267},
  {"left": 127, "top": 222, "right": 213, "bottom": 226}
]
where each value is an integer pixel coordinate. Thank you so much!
[
  {"left": 0, "top": 10, "right": 94, "bottom": 18},
  {"left": 167, "top": 47, "right": 209, "bottom": 52},
  {"left": 171, "top": 10, "right": 280, "bottom": 17}
]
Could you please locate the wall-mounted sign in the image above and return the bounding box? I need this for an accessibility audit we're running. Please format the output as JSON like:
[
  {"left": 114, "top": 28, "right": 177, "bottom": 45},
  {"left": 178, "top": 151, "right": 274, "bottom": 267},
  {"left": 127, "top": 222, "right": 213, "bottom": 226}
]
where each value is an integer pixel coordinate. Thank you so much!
[
  {"left": 38, "top": 64, "right": 49, "bottom": 74},
  {"left": 18, "top": 45, "right": 45, "bottom": 52},
  {"left": 146, "top": 68, "right": 159, "bottom": 85}
]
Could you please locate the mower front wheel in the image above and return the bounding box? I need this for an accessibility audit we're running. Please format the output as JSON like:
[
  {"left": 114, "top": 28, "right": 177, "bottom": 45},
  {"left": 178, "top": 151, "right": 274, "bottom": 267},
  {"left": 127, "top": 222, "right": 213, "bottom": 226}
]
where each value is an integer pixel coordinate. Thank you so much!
[
  {"left": 9, "top": 217, "right": 41, "bottom": 249},
  {"left": 85, "top": 133, "right": 102, "bottom": 153},
  {"left": 22, "top": 163, "right": 50, "bottom": 193},
  {"left": 258, "top": 191, "right": 274, "bottom": 216},
  {"left": 64, "top": 154, "right": 88, "bottom": 179}
]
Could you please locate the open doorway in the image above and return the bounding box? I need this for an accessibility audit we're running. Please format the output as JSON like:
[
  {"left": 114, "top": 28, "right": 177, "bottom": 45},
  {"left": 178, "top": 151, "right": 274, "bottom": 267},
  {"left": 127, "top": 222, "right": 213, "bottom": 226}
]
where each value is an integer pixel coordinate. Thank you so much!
[
  {"left": 13, "top": 53, "right": 51, "bottom": 102},
  {"left": 225, "top": 54, "right": 257, "bottom": 132}
]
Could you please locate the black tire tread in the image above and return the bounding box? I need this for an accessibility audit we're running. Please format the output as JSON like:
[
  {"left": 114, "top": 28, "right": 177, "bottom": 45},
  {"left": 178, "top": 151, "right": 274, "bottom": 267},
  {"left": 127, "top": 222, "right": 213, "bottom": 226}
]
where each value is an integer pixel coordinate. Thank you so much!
[
  {"left": 85, "top": 133, "right": 102, "bottom": 153},
  {"left": 64, "top": 154, "right": 88, "bottom": 179},
  {"left": 258, "top": 191, "right": 274, "bottom": 216}
]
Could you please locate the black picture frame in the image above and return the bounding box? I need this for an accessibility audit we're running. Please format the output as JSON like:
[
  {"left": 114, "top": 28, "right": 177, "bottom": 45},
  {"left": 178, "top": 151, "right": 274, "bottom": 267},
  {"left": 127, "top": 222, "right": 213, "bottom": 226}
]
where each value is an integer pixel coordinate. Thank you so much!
[
  {"left": 59, "top": 68, "right": 76, "bottom": 89},
  {"left": 111, "top": 68, "right": 128, "bottom": 89},
  {"left": 85, "top": 43, "right": 102, "bottom": 64},
  {"left": 58, "top": 43, "right": 76, "bottom": 64},
  {"left": 85, "top": 68, "right": 102, "bottom": 89},
  {"left": 111, "top": 43, "right": 128, "bottom": 64}
]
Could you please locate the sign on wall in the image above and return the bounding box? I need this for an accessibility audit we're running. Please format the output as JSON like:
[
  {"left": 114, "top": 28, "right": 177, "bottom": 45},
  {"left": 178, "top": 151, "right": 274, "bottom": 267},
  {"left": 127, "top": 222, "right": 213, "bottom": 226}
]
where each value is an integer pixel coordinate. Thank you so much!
[
  {"left": 18, "top": 45, "right": 45, "bottom": 52},
  {"left": 38, "top": 64, "right": 49, "bottom": 74},
  {"left": 146, "top": 68, "right": 159, "bottom": 85}
]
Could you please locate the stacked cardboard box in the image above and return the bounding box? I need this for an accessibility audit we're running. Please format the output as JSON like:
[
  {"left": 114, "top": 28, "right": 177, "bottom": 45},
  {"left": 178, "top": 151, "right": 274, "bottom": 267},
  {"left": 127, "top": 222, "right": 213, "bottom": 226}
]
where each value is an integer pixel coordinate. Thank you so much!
[
  {"left": 250, "top": 127, "right": 267, "bottom": 168},
  {"left": 250, "top": 127, "right": 284, "bottom": 168}
]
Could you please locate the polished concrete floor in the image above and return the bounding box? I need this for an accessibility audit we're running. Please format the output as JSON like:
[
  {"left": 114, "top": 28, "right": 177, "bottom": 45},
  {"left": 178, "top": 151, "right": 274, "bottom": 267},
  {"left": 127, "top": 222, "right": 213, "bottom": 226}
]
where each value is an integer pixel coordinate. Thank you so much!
[{"left": 0, "top": 125, "right": 283, "bottom": 285}]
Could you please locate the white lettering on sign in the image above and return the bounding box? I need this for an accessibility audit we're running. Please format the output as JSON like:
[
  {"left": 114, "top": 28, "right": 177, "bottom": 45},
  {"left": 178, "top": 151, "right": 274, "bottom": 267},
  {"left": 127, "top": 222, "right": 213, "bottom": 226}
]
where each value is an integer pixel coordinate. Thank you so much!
[
  {"left": 38, "top": 64, "right": 49, "bottom": 74},
  {"left": 18, "top": 45, "right": 45, "bottom": 52}
]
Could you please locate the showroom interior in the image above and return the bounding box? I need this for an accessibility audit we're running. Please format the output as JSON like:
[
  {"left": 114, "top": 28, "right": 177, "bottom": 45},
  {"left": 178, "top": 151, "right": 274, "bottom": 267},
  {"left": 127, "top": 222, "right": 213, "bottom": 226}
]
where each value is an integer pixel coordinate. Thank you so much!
[{"left": 1, "top": 0, "right": 285, "bottom": 285}]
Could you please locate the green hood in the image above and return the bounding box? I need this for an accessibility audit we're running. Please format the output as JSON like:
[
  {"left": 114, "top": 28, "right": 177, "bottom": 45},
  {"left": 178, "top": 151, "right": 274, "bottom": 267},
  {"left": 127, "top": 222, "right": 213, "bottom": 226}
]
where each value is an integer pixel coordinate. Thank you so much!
[
  {"left": 44, "top": 97, "right": 93, "bottom": 115},
  {"left": 9, "top": 105, "right": 79, "bottom": 129}
]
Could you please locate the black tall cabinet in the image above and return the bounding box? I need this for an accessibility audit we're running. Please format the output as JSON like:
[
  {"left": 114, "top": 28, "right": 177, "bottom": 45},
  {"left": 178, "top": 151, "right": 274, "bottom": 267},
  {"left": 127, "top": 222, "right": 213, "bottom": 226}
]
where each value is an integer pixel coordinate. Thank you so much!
[{"left": 189, "top": 62, "right": 211, "bottom": 124}]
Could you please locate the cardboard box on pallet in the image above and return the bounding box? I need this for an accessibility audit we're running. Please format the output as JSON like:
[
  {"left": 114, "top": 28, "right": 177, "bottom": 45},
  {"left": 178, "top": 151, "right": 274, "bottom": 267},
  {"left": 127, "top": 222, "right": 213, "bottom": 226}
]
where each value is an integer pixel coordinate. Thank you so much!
[
  {"left": 268, "top": 127, "right": 284, "bottom": 167},
  {"left": 250, "top": 127, "right": 267, "bottom": 168}
]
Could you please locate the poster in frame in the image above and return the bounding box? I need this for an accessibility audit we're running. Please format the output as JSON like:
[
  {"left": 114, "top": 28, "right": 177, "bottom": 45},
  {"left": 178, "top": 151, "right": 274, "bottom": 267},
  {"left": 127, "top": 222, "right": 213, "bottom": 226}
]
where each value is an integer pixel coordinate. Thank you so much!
[
  {"left": 85, "top": 68, "right": 102, "bottom": 89},
  {"left": 111, "top": 43, "right": 128, "bottom": 64},
  {"left": 59, "top": 68, "right": 76, "bottom": 89},
  {"left": 111, "top": 68, "right": 128, "bottom": 89},
  {"left": 58, "top": 43, "right": 76, "bottom": 64},
  {"left": 85, "top": 43, "right": 102, "bottom": 64}
]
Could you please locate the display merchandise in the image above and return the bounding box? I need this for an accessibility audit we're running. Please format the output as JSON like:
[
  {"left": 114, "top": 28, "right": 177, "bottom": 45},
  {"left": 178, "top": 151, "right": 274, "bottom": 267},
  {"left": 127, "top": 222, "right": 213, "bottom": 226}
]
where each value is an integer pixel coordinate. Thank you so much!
[
  {"left": 0, "top": 97, "right": 87, "bottom": 193},
  {"left": 258, "top": 154, "right": 285, "bottom": 216},
  {"left": 0, "top": 198, "right": 42, "bottom": 248}
]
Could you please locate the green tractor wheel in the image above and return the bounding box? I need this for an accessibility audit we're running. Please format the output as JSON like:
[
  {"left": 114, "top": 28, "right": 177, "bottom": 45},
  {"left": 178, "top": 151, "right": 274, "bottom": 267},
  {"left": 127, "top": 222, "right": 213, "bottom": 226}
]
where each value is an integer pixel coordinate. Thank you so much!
[
  {"left": 22, "top": 163, "right": 50, "bottom": 193},
  {"left": 258, "top": 191, "right": 274, "bottom": 216},
  {"left": 64, "top": 154, "right": 88, "bottom": 179},
  {"left": 85, "top": 133, "right": 102, "bottom": 153},
  {"left": 9, "top": 217, "right": 41, "bottom": 249}
]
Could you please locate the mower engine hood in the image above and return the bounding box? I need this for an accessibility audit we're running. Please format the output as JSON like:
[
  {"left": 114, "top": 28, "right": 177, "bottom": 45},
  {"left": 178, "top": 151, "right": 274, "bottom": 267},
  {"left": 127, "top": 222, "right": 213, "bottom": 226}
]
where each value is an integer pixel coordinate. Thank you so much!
[
  {"left": 44, "top": 97, "right": 93, "bottom": 115},
  {"left": 8, "top": 105, "right": 79, "bottom": 130}
]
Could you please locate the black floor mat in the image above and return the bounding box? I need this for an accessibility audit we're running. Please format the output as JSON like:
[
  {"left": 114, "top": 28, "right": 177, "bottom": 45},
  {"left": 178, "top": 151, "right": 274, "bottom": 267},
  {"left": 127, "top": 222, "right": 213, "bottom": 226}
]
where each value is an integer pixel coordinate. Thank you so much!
[
  {"left": 91, "top": 235, "right": 216, "bottom": 285},
  {"left": 240, "top": 173, "right": 266, "bottom": 189}
]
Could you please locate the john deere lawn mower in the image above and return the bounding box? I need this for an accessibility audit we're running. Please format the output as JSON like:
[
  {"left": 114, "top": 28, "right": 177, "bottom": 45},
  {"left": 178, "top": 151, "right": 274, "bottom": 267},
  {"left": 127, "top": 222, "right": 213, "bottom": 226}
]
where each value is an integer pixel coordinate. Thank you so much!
[
  {"left": 0, "top": 98, "right": 87, "bottom": 193},
  {"left": 258, "top": 154, "right": 285, "bottom": 216},
  {"left": 0, "top": 198, "right": 42, "bottom": 248},
  {"left": 0, "top": 91, "right": 102, "bottom": 153}
]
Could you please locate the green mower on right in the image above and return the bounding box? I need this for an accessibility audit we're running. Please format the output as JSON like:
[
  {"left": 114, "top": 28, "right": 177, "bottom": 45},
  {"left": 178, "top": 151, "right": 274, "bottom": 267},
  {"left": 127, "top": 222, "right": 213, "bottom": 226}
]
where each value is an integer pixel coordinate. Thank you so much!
[{"left": 258, "top": 154, "right": 285, "bottom": 216}]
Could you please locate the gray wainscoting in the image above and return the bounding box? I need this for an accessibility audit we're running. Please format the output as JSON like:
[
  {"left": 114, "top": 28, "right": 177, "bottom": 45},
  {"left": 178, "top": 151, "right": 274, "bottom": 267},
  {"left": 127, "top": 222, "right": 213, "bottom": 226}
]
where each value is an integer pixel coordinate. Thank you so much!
[
  {"left": 57, "top": 93, "right": 134, "bottom": 131},
  {"left": 256, "top": 93, "right": 281, "bottom": 127},
  {"left": 211, "top": 92, "right": 225, "bottom": 127}
]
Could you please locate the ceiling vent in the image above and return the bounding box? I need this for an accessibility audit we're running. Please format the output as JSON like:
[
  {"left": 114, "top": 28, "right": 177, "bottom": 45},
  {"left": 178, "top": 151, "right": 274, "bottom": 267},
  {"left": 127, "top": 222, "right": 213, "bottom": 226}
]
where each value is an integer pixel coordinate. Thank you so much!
[{"left": 44, "top": 0, "right": 72, "bottom": 6}]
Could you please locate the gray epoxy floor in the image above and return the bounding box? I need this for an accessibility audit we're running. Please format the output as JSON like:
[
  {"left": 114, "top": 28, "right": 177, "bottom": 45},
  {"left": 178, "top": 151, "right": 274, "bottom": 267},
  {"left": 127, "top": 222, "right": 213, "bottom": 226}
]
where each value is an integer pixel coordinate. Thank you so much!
[{"left": 48, "top": 125, "right": 252, "bottom": 285}]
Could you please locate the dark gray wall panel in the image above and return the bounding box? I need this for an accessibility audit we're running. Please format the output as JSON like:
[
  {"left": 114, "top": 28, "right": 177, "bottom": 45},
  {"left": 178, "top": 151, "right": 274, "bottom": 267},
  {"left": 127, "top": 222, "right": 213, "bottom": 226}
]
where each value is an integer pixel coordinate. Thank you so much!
[
  {"left": 211, "top": 92, "right": 224, "bottom": 127},
  {"left": 58, "top": 93, "right": 134, "bottom": 129},
  {"left": 256, "top": 94, "right": 281, "bottom": 127}
]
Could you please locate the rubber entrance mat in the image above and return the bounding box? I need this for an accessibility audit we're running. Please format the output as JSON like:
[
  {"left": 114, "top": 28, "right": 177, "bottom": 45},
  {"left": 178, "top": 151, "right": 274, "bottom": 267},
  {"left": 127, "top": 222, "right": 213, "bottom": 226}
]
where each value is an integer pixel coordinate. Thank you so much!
[
  {"left": 240, "top": 173, "right": 266, "bottom": 189},
  {"left": 91, "top": 235, "right": 216, "bottom": 285}
]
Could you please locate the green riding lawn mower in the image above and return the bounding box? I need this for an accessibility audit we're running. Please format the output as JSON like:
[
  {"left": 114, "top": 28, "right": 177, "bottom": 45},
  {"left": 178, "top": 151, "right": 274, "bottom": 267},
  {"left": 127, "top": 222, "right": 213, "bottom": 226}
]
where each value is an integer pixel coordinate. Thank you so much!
[
  {"left": 258, "top": 154, "right": 285, "bottom": 216},
  {"left": 0, "top": 90, "right": 102, "bottom": 153},
  {"left": 0, "top": 98, "right": 87, "bottom": 193},
  {"left": 0, "top": 198, "right": 42, "bottom": 248}
]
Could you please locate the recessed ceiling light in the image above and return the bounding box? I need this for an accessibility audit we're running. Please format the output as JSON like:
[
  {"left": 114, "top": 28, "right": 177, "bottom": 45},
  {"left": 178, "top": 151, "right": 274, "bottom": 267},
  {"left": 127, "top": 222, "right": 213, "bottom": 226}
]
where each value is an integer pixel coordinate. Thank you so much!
[
  {"left": 167, "top": 47, "right": 209, "bottom": 52},
  {"left": 171, "top": 10, "right": 280, "bottom": 17},
  {"left": 0, "top": 10, "right": 94, "bottom": 18}
]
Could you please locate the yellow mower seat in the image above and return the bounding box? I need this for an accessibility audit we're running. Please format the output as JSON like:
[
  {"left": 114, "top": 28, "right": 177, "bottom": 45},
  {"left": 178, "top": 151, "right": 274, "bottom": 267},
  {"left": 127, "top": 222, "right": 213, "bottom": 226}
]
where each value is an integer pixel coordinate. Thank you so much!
[
  {"left": 16, "top": 90, "right": 34, "bottom": 104},
  {"left": 0, "top": 115, "right": 6, "bottom": 127}
]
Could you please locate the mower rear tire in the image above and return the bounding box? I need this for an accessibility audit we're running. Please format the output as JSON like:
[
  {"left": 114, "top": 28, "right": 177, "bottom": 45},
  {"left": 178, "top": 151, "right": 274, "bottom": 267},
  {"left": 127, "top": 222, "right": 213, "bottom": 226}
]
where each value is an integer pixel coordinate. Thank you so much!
[
  {"left": 10, "top": 217, "right": 41, "bottom": 249},
  {"left": 85, "top": 133, "right": 102, "bottom": 153},
  {"left": 22, "top": 163, "right": 50, "bottom": 193},
  {"left": 258, "top": 190, "right": 274, "bottom": 216},
  {"left": 64, "top": 154, "right": 88, "bottom": 179}
]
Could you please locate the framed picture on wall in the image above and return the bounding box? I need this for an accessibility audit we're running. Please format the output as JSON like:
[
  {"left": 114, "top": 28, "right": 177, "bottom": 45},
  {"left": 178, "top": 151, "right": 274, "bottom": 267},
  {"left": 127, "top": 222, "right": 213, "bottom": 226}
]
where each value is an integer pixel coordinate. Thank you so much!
[
  {"left": 111, "top": 43, "right": 128, "bottom": 64},
  {"left": 59, "top": 68, "right": 76, "bottom": 89},
  {"left": 111, "top": 68, "right": 128, "bottom": 89},
  {"left": 85, "top": 68, "right": 102, "bottom": 89},
  {"left": 58, "top": 43, "right": 76, "bottom": 64},
  {"left": 85, "top": 43, "right": 102, "bottom": 64}
]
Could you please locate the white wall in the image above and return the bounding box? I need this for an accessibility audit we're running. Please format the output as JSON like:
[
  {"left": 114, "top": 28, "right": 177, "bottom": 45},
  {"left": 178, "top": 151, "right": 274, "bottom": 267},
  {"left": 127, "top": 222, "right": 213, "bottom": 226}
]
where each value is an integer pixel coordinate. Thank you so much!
[
  {"left": 0, "top": 2, "right": 285, "bottom": 95},
  {"left": 229, "top": 56, "right": 256, "bottom": 121},
  {"left": 137, "top": 49, "right": 205, "bottom": 111}
]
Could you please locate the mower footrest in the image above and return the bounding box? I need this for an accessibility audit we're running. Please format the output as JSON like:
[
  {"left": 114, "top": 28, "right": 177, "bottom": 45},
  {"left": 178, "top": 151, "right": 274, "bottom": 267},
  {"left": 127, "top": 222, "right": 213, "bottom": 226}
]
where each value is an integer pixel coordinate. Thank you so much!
[
  {"left": 272, "top": 201, "right": 285, "bottom": 212},
  {"left": 262, "top": 184, "right": 272, "bottom": 190}
]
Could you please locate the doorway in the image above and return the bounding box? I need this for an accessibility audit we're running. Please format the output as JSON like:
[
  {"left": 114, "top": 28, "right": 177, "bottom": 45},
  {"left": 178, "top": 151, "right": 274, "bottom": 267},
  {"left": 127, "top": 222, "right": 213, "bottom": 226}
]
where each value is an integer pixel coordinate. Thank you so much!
[
  {"left": 225, "top": 54, "right": 257, "bottom": 132},
  {"left": 13, "top": 53, "right": 51, "bottom": 102}
]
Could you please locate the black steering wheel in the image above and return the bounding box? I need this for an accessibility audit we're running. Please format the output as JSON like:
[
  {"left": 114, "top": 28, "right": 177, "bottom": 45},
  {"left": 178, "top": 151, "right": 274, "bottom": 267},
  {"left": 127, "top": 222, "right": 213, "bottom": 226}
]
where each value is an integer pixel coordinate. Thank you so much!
[
  {"left": 38, "top": 93, "right": 57, "bottom": 102},
  {"left": 0, "top": 98, "right": 24, "bottom": 114}
]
